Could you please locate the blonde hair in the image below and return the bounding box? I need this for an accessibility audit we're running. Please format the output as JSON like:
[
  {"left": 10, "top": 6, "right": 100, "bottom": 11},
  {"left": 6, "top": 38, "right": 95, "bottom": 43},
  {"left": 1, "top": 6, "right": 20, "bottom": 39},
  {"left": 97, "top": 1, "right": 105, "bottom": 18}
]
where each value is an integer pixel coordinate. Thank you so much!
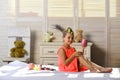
[{"left": 63, "top": 27, "right": 74, "bottom": 38}]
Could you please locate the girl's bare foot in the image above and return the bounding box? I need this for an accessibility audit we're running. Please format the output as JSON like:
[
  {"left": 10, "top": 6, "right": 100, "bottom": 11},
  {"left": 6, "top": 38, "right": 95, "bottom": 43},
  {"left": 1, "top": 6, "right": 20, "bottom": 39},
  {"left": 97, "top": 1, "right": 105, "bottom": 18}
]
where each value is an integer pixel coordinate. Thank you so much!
[
  {"left": 99, "top": 68, "right": 112, "bottom": 73},
  {"left": 90, "top": 68, "right": 100, "bottom": 73}
]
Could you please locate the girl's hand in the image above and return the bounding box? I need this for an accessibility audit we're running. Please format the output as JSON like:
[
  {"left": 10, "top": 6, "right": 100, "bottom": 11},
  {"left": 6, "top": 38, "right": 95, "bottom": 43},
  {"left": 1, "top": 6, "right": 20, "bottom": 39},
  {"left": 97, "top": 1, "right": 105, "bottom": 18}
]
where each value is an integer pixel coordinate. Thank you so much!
[
  {"left": 73, "top": 51, "right": 83, "bottom": 57},
  {"left": 78, "top": 51, "right": 84, "bottom": 55},
  {"left": 81, "top": 47, "right": 85, "bottom": 53}
]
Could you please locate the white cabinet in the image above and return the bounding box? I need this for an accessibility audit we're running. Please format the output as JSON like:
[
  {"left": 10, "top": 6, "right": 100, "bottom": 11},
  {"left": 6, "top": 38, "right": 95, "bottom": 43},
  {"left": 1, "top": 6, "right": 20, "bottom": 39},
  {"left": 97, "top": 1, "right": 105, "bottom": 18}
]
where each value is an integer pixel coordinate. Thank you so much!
[{"left": 40, "top": 42, "right": 93, "bottom": 66}]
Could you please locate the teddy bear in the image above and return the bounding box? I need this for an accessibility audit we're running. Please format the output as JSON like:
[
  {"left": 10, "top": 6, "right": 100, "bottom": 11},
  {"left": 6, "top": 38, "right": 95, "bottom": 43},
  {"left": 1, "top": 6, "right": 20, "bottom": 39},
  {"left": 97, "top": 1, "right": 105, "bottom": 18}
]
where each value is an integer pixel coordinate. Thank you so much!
[
  {"left": 10, "top": 40, "right": 27, "bottom": 58},
  {"left": 44, "top": 31, "right": 55, "bottom": 42},
  {"left": 74, "top": 29, "right": 83, "bottom": 42}
]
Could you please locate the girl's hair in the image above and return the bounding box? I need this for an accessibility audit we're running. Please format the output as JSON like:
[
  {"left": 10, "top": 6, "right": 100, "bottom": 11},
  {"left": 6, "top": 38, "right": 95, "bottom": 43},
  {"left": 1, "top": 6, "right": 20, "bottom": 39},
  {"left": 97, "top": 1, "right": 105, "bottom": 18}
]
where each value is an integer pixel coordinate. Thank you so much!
[
  {"left": 63, "top": 27, "right": 74, "bottom": 38},
  {"left": 54, "top": 24, "right": 74, "bottom": 38}
]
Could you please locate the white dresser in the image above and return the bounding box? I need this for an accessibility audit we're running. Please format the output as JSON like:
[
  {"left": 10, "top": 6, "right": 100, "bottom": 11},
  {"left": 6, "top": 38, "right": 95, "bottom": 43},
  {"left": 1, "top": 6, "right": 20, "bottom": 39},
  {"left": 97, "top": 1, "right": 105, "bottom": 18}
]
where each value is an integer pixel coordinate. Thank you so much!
[{"left": 39, "top": 42, "right": 93, "bottom": 66}]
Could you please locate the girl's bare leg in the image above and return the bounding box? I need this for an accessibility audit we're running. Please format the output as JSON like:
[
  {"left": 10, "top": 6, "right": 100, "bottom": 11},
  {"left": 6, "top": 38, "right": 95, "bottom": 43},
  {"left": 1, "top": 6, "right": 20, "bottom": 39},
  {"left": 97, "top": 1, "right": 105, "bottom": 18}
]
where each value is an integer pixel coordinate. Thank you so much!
[
  {"left": 78, "top": 55, "right": 98, "bottom": 72},
  {"left": 86, "top": 58, "right": 112, "bottom": 73},
  {"left": 81, "top": 47, "right": 112, "bottom": 73}
]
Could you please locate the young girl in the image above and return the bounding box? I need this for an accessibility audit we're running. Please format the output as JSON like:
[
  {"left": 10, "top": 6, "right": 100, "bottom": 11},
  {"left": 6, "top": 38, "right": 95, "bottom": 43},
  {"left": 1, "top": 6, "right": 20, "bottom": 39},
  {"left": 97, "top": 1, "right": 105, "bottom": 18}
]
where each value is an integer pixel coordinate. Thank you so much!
[{"left": 56, "top": 26, "right": 112, "bottom": 72}]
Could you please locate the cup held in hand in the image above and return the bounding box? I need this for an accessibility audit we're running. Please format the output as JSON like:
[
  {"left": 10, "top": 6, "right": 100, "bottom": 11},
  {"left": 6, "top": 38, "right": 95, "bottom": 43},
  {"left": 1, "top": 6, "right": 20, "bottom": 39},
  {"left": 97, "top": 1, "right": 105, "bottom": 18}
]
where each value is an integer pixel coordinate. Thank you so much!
[{"left": 81, "top": 39, "right": 88, "bottom": 47}]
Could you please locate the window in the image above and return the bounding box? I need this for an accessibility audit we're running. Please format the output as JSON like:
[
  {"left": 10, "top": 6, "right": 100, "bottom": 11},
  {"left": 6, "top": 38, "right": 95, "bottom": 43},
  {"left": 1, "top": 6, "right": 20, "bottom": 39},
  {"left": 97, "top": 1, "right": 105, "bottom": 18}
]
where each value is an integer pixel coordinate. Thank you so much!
[
  {"left": 48, "top": 0, "right": 74, "bottom": 17},
  {"left": 9, "top": 0, "right": 15, "bottom": 16},
  {"left": 110, "top": 0, "right": 117, "bottom": 17},
  {"left": 9, "top": 0, "right": 42, "bottom": 17},
  {"left": 9, "top": 0, "right": 118, "bottom": 17},
  {"left": 79, "top": 0, "right": 105, "bottom": 17}
]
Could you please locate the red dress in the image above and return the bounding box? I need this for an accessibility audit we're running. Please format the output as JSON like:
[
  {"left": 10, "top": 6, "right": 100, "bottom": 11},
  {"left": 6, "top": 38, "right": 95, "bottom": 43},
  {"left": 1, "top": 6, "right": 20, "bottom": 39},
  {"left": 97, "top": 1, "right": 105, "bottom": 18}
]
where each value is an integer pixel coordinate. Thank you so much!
[{"left": 57, "top": 45, "right": 88, "bottom": 72}]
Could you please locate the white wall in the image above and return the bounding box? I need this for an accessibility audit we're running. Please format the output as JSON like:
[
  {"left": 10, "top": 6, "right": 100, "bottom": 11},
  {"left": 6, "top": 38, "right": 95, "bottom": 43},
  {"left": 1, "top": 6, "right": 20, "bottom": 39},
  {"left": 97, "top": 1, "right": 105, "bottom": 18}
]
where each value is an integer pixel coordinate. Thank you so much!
[{"left": 0, "top": 0, "right": 11, "bottom": 66}]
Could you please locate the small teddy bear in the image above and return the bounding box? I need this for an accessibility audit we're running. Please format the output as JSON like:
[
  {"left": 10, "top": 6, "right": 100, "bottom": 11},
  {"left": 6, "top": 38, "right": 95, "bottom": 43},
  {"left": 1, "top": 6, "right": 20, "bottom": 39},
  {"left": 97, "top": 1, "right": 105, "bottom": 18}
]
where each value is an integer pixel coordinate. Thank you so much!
[
  {"left": 74, "top": 29, "right": 83, "bottom": 42},
  {"left": 44, "top": 31, "right": 55, "bottom": 42},
  {"left": 10, "top": 40, "right": 27, "bottom": 58}
]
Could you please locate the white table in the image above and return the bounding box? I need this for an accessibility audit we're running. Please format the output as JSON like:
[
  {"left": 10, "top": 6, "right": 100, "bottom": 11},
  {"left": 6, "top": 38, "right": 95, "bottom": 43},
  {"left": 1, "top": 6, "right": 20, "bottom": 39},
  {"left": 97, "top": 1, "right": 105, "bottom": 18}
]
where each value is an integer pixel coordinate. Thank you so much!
[{"left": 0, "top": 61, "right": 120, "bottom": 80}]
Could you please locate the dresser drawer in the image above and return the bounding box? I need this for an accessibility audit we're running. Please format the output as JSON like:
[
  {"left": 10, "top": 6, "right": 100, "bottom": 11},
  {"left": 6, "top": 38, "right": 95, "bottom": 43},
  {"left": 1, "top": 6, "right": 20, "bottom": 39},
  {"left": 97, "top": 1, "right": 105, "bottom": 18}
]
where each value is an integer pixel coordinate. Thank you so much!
[
  {"left": 40, "top": 58, "right": 58, "bottom": 66},
  {"left": 40, "top": 46, "right": 59, "bottom": 57}
]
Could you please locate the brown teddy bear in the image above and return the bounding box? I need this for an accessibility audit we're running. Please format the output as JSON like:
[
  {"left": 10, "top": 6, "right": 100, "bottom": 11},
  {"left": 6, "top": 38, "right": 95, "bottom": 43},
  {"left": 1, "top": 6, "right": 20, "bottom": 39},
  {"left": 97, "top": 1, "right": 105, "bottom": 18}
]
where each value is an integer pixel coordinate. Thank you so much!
[
  {"left": 74, "top": 29, "right": 83, "bottom": 42},
  {"left": 10, "top": 40, "right": 27, "bottom": 58}
]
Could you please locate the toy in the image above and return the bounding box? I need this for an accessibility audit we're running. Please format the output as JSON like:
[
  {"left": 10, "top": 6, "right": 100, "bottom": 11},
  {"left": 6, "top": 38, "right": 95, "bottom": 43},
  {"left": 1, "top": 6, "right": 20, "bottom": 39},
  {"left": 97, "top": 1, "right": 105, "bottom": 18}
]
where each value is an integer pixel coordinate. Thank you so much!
[
  {"left": 28, "top": 63, "right": 35, "bottom": 70},
  {"left": 33, "top": 65, "right": 41, "bottom": 71},
  {"left": 44, "top": 31, "right": 55, "bottom": 42},
  {"left": 74, "top": 29, "right": 83, "bottom": 42},
  {"left": 10, "top": 40, "right": 27, "bottom": 58},
  {"left": 28, "top": 63, "right": 56, "bottom": 71}
]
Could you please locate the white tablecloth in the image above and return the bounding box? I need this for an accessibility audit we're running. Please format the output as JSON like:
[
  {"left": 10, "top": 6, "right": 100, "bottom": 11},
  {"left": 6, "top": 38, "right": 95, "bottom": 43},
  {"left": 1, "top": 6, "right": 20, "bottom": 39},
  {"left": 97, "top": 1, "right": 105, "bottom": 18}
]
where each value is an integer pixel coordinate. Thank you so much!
[{"left": 0, "top": 61, "right": 120, "bottom": 80}]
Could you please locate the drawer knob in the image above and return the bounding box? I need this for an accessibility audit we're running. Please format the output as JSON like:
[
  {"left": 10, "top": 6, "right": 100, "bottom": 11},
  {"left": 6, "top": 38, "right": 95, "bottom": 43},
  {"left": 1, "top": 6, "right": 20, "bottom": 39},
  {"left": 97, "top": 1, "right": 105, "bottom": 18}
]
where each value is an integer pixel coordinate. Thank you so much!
[{"left": 48, "top": 51, "right": 54, "bottom": 53}]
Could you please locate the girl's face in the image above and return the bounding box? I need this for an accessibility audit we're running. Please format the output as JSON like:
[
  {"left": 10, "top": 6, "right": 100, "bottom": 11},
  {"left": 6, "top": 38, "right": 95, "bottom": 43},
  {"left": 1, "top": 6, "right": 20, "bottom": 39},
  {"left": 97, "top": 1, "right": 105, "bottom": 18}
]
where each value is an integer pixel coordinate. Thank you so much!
[{"left": 63, "top": 33, "right": 74, "bottom": 45}]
